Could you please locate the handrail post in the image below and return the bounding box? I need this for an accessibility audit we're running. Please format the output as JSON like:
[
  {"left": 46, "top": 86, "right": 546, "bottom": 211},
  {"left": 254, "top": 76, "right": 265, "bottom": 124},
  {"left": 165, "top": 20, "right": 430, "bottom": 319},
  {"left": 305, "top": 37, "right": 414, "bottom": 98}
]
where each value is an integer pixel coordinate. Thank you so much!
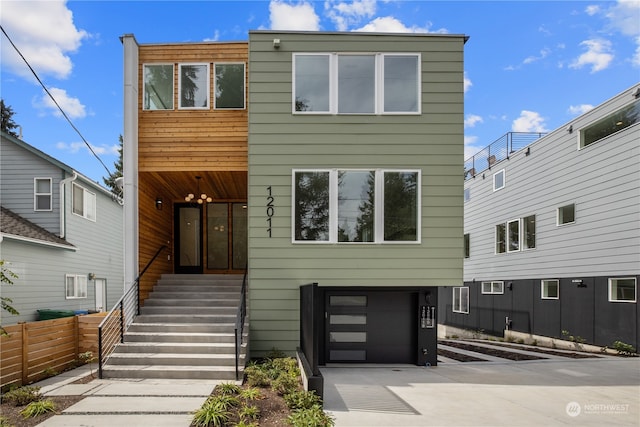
[
  {"left": 98, "top": 327, "right": 103, "bottom": 379},
  {"left": 119, "top": 299, "right": 125, "bottom": 343}
]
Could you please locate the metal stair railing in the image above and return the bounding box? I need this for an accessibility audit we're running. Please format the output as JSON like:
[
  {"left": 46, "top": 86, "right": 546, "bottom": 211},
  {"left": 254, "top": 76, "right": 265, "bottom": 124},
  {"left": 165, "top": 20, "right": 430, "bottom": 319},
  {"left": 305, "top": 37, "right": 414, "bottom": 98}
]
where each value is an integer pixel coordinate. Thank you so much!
[
  {"left": 235, "top": 266, "right": 248, "bottom": 380},
  {"left": 98, "top": 245, "right": 167, "bottom": 378}
]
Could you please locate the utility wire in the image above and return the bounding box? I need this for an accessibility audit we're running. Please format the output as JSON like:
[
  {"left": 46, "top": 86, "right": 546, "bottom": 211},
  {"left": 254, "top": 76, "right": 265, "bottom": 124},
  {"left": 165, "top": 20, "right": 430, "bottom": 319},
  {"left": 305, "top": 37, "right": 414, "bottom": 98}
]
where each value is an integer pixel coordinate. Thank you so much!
[{"left": 0, "top": 25, "right": 113, "bottom": 178}]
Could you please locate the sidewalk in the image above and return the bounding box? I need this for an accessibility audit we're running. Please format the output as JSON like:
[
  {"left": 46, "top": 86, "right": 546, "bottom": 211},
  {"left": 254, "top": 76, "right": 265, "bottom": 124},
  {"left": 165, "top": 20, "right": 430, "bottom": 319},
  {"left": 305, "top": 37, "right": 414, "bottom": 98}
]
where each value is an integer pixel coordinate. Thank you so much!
[{"left": 34, "top": 366, "right": 224, "bottom": 427}]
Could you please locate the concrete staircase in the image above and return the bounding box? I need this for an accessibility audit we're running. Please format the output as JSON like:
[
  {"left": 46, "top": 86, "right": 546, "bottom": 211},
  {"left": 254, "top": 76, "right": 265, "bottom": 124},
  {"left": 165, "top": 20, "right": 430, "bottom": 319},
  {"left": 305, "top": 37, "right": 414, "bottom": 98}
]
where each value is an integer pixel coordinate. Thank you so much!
[{"left": 101, "top": 274, "right": 248, "bottom": 380}]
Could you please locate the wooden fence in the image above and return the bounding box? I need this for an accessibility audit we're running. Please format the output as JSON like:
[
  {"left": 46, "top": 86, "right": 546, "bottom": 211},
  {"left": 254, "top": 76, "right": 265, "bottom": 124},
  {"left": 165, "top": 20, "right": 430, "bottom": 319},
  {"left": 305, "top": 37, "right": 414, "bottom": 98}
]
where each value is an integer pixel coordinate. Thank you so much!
[{"left": 0, "top": 313, "right": 106, "bottom": 389}]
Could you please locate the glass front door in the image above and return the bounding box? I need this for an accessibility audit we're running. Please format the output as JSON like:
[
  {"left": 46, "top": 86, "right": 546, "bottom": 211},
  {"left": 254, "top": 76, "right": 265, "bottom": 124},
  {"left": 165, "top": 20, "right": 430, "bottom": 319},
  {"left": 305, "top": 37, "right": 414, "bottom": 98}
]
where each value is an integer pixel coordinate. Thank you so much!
[
  {"left": 207, "top": 203, "right": 247, "bottom": 271},
  {"left": 175, "top": 204, "right": 203, "bottom": 274}
]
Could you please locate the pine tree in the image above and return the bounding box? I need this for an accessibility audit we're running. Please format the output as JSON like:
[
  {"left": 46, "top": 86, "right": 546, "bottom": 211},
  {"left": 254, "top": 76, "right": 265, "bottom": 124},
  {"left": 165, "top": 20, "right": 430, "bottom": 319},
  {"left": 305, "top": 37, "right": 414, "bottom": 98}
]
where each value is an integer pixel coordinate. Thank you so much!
[
  {"left": 1, "top": 99, "right": 20, "bottom": 137},
  {"left": 103, "top": 135, "right": 123, "bottom": 198}
]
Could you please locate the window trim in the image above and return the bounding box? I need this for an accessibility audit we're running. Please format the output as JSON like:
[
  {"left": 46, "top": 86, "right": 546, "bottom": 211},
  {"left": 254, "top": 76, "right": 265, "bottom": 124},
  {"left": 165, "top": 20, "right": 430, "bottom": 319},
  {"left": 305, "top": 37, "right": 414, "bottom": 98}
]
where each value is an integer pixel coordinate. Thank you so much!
[
  {"left": 541, "top": 279, "right": 559, "bottom": 300},
  {"left": 292, "top": 52, "right": 421, "bottom": 115},
  {"left": 495, "top": 223, "right": 506, "bottom": 254},
  {"left": 522, "top": 214, "right": 536, "bottom": 250},
  {"left": 557, "top": 203, "right": 576, "bottom": 226},
  {"left": 507, "top": 219, "right": 520, "bottom": 253},
  {"left": 481, "top": 281, "right": 504, "bottom": 295},
  {"left": 291, "top": 168, "right": 421, "bottom": 244},
  {"left": 214, "top": 62, "right": 246, "bottom": 110},
  {"left": 65, "top": 274, "right": 87, "bottom": 299},
  {"left": 142, "top": 63, "right": 175, "bottom": 111},
  {"left": 34, "top": 177, "right": 53, "bottom": 212},
  {"left": 452, "top": 286, "right": 469, "bottom": 314},
  {"left": 608, "top": 277, "right": 637, "bottom": 303},
  {"left": 72, "top": 183, "right": 97, "bottom": 222},
  {"left": 178, "top": 63, "right": 210, "bottom": 110},
  {"left": 493, "top": 169, "right": 505, "bottom": 191}
]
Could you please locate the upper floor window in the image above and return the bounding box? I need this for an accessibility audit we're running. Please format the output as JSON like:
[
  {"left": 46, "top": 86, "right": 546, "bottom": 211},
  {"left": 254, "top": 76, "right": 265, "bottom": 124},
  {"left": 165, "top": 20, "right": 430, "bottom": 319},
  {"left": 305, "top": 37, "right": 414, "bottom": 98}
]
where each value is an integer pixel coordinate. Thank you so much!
[
  {"left": 482, "top": 281, "right": 504, "bottom": 295},
  {"left": 495, "top": 223, "right": 506, "bottom": 254},
  {"left": 214, "top": 63, "right": 245, "bottom": 109},
  {"left": 493, "top": 169, "right": 505, "bottom": 191},
  {"left": 464, "top": 188, "right": 470, "bottom": 202},
  {"left": 609, "top": 277, "right": 637, "bottom": 303},
  {"left": 507, "top": 219, "right": 520, "bottom": 252},
  {"left": 65, "top": 274, "right": 87, "bottom": 299},
  {"left": 143, "top": 64, "right": 174, "bottom": 110},
  {"left": 464, "top": 233, "right": 470, "bottom": 258},
  {"left": 34, "top": 178, "right": 52, "bottom": 211},
  {"left": 293, "top": 169, "right": 420, "bottom": 243},
  {"left": 72, "top": 183, "right": 96, "bottom": 221},
  {"left": 557, "top": 203, "right": 575, "bottom": 226},
  {"left": 523, "top": 215, "right": 536, "bottom": 249},
  {"left": 580, "top": 99, "right": 639, "bottom": 148},
  {"left": 293, "top": 53, "right": 421, "bottom": 115},
  {"left": 179, "top": 63, "right": 209, "bottom": 109}
]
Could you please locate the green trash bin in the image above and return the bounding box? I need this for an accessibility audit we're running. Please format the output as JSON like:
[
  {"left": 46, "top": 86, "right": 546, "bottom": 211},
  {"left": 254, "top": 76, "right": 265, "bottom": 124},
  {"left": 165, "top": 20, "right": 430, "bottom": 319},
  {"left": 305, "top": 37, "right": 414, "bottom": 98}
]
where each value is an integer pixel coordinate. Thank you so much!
[{"left": 37, "top": 309, "right": 76, "bottom": 321}]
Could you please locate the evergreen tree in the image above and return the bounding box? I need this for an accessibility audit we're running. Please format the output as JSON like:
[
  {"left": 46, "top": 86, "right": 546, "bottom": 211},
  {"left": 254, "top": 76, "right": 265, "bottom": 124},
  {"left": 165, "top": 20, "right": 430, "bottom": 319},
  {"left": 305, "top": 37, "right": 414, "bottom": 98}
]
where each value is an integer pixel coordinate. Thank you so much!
[
  {"left": 1, "top": 99, "right": 20, "bottom": 137},
  {"left": 103, "top": 135, "right": 123, "bottom": 198}
]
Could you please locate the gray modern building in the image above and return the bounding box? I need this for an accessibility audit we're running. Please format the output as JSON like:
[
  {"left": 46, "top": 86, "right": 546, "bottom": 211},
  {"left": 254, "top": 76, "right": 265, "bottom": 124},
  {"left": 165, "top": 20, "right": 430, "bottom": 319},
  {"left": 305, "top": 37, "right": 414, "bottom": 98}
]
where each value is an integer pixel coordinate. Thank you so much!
[{"left": 440, "top": 84, "right": 640, "bottom": 351}]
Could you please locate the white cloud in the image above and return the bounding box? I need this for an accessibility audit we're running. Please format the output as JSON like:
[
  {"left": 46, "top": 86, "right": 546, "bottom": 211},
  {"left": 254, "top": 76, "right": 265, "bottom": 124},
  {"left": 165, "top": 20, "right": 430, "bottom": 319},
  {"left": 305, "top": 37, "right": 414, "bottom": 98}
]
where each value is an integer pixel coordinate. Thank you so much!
[
  {"left": 56, "top": 141, "right": 120, "bottom": 156},
  {"left": 634, "top": 36, "right": 640, "bottom": 66},
  {"left": 325, "top": 0, "right": 376, "bottom": 31},
  {"left": 0, "top": 0, "right": 87, "bottom": 79},
  {"left": 570, "top": 39, "right": 614, "bottom": 72},
  {"left": 464, "top": 72, "right": 472, "bottom": 93},
  {"left": 464, "top": 114, "right": 483, "bottom": 128},
  {"left": 605, "top": 0, "right": 640, "bottom": 37},
  {"left": 585, "top": 5, "right": 601, "bottom": 16},
  {"left": 269, "top": 1, "right": 320, "bottom": 31},
  {"left": 464, "top": 136, "right": 482, "bottom": 160},
  {"left": 568, "top": 104, "right": 595, "bottom": 115},
  {"left": 523, "top": 48, "right": 551, "bottom": 64},
  {"left": 354, "top": 16, "right": 445, "bottom": 33},
  {"left": 512, "top": 110, "right": 548, "bottom": 132},
  {"left": 36, "top": 87, "right": 87, "bottom": 119},
  {"left": 204, "top": 30, "right": 220, "bottom": 42}
]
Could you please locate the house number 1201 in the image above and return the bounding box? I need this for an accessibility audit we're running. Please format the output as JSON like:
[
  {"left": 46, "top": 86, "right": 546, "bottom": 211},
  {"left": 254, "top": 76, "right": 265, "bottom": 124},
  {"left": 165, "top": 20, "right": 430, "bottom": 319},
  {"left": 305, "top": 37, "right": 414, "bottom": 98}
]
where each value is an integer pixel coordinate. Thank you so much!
[{"left": 266, "top": 186, "right": 274, "bottom": 237}]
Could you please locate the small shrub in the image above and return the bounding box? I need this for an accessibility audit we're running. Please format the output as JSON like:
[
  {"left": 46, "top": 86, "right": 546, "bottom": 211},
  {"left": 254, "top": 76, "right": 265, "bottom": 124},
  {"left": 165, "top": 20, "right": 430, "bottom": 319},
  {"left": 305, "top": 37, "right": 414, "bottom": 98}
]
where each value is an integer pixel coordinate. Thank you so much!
[
  {"left": 239, "top": 387, "right": 262, "bottom": 401},
  {"left": 272, "top": 372, "right": 300, "bottom": 396},
  {"left": 20, "top": 400, "right": 56, "bottom": 418},
  {"left": 287, "top": 404, "right": 335, "bottom": 427},
  {"left": 2, "top": 386, "right": 42, "bottom": 406},
  {"left": 244, "top": 366, "right": 270, "bottom": 388},
  {"left": 238, "top": 404, "right": 260, "bottom": 421},
  {"left": 0, "top": 416, "right": 12, "bottom": 427},
  {"left": 265, "top": 347, "right": 287, "bottom": 359},
  {"left": 284, "top": 390, "right": 322, "bottom": 410},
  {"left": 43, "top": 367, "right": 58, "bottom": 378},
  {"left": 235, "top": 421, "right": 259, "bottom": 427},
  {"left": 516, "top": 338, "right": 525, "bottom": 344},
  {"left": 211, "top": 394, "right": 241, "bottom": 411},
  {"left": 217, "top": 382, "right": 241, "bottom": 396},
  {"left": 612, "top": 340, "right": 637, "bottom": 356},
  {"left": 192, "top": 399, "right": 230, "bottom": 427},
  {"left": 531, "top": 339, "right": 538, "bottom": 347}
]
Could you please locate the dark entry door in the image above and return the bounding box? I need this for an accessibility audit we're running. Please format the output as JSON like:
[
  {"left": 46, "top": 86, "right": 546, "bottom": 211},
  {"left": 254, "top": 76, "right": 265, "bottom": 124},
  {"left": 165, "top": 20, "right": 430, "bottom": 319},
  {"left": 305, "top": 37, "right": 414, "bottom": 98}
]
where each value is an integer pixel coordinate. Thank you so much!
[
  {"left": 325, "top": 291, "right": 417, "bottom": 363},
  {"left": 174, "top": 204, "right": 203, "bottom": 274}
]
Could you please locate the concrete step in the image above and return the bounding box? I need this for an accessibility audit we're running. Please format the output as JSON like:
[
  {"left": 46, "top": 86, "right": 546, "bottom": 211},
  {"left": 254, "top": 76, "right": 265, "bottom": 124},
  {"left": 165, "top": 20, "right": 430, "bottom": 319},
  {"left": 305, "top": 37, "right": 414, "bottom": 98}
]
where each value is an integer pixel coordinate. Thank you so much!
[
  {"left": 128, "top": 322, "right": 237, "bottom": 333},
  {"left": 152, "top": 286, "right": 241, "bottom": 294},
  {"left": 107, "top": 352, "right": 242, "bottom": 366},
  {"left": 124, "top": 332, "right": 235, "bottom": 344},
  {"left": 113, "top": 342, "right": 237, "bottom": 354},
  {"left": 100, "top": 365, "right": 242, "bottom": 380},
  {"left": 139, "top": 306, "right": 237, "bottom": 315},
  {"left": 135, "top": 314, "right": 237, "bottom": 323},
  {"left": 144, "top": 298, "right": 240, "bottom": 307}
]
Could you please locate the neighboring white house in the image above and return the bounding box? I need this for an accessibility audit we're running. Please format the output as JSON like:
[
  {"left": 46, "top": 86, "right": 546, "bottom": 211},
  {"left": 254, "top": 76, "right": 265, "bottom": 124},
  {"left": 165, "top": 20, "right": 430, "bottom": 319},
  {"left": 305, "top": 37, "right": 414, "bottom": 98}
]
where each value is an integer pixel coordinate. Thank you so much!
[
  {"left": 0, "top": 131, "right": 124, "bottom": 324},
  {"left": 440, "top": 84, "right": 640, "bottom": 351}
]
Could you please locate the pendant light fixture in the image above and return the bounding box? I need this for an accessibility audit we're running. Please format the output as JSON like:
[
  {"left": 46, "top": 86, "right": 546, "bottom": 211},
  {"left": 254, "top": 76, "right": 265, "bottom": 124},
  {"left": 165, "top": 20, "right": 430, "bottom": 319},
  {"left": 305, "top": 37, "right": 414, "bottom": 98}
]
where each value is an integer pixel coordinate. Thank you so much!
[{"left": 185, "top": 176, "right": 212, "bottom": 204}]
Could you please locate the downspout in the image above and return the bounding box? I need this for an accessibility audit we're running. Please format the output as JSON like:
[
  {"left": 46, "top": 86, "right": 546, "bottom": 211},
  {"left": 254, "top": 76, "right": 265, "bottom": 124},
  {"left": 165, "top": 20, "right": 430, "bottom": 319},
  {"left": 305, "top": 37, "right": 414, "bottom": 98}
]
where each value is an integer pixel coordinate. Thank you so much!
[{"left": 59, "top": 172, "right": 78, "bottom": 238}]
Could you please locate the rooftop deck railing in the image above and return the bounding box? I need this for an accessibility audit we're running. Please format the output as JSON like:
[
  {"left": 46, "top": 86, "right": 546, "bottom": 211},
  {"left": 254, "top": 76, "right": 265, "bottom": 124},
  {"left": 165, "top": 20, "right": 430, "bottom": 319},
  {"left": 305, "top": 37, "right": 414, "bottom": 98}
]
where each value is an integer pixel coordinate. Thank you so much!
[{"left": 464, "top": 132, "right": 546, "bottom": 180}]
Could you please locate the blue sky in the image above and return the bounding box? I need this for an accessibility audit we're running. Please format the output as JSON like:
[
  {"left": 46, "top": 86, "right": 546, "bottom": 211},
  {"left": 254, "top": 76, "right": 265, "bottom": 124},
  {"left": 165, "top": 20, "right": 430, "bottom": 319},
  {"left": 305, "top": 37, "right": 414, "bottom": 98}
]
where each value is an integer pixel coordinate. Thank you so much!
[{"left": 1, "top": 0, "right": 639, "bottom": 184}]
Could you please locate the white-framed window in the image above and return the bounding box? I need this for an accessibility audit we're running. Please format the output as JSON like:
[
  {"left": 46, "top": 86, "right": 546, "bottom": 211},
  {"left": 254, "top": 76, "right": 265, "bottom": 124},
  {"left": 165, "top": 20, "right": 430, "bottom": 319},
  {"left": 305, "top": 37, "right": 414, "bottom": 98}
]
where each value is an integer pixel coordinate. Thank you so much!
[
  {"left": 214, "top": 63, "right": 245, "bottom": 109},
  {"left": 65, "top": 274, "right": 87, "bottom": 299},
  {"left": 34, "top": 177, "right": 52, "bottom": 211},
  {"left": 179, "top": 63, "right": 210, "bottom": 109},
  {"left": 495, "top": 223, "right": 506, "bottom": 254},
  {"left": 523, "top": 215, "right": 536, "bottom": 250},
  {"left": 143, "top": 64, "right": 174, "bottom": 110},
  {"left": 292, "top": 169, "right": 420, "bottom": 243},
  {"left": 608, "top": 277, "right": 637, "bottom": 303},
  {"left": 482, "top": 281, "right": 504, "bottom": 295},
  {"left": 580, "top": 99, "right": 639, "bottom": 149},
  {"left": 72, "top": 183, "right": 96, "bottom": 221},
  {"left": 293, "top": 53, "right": 421, "bottom": 115},
  {"left": 541, "top": 279, "right": 559, "bottom": 299},
  {"left": 493, "top": 169, "right": 505, "bottom": 191},
  {"left": 507, "top": 219, "right": 520, "bottom": 252},
  {"left": 557, "top": 203, "right": 575, "bottom": 226},
  {"left": 464, "top": 188, "right": 470, "bottom": 202},
  {"left": 464, "top": 233, "right": 470, "bottom": 258},
  {"left": 453, "top": 287, "right": 469, "bottom": 314}
]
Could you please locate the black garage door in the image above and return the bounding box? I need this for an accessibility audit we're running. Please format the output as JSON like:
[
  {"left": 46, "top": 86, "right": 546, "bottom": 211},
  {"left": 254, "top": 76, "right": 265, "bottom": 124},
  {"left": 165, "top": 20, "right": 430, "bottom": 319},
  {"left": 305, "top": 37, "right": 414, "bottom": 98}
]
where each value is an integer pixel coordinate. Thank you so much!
[{"left": 325, "top": 291, "right": 417, "bottom": 363}]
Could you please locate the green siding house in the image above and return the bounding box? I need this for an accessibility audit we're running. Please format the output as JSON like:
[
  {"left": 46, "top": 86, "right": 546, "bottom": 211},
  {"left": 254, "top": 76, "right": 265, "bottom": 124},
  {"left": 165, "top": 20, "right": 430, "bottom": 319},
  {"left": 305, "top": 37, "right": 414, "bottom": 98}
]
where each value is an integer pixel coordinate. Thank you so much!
[{"left": 247, "top": 31, "right": 466, "bottom": 365}]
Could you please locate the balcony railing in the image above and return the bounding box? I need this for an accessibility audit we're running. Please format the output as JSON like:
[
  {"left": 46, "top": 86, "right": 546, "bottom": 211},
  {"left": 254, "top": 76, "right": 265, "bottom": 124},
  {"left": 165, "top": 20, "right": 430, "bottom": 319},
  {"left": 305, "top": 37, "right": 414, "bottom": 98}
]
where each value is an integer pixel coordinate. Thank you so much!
[{"left": 464, "top": 132, "right": 546, "bottom": 180}]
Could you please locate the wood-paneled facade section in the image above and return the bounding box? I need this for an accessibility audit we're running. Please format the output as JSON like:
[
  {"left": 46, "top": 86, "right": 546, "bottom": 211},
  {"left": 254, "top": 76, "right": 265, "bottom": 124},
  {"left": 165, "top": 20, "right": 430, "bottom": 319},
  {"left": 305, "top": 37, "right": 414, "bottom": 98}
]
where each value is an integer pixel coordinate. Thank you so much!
[{"left": 136, "top": 42, "right": 249, "bottom": 298}]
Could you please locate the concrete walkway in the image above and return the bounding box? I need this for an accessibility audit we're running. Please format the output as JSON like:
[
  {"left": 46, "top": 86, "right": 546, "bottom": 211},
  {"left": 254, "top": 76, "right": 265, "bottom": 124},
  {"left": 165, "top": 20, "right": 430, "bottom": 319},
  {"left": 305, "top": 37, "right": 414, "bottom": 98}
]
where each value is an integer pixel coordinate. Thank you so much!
[
  {"left": 322, "top": 357, "right": 640, "bottom": 426},
  {"left": 34, "top": 365, "right": 224, "bottom": 427}
]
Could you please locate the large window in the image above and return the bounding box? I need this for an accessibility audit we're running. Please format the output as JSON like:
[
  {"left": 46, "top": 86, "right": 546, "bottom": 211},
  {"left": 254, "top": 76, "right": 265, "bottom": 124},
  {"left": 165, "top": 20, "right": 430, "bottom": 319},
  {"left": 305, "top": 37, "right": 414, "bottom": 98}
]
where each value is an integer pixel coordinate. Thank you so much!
[
  {"left": 507, "top": 219, "right": 520, "bottom": 252},
  {"left": 482, "top": 281, "right": 504, "bottom": 295},
  {"left": 179, "top": 63, "right": 209, "bottom": 109},
  {"left": 143, "top": 64, "right": 174, "bottom": 110},
  {"left": 541, "top": 279, "right": 559, "bottom": 299},
  {"left": 66, "top": 274, "right": 87, "bottom": 299},
  {"left": 557, "top": 203, "right": 575, "bottom": 225},
  {"left": 293, "top": 169, "right": 420, "bottom": 243},
  {"left": 34, "top": 178, "right": 52, "bottom": 211},
  {"left": 609, "top": 278, "right": 637, "bottom": 303},
  {"left": 453, "top": 287, "right": 469, "bottom": 314},
  {"left": 495, "top": 223, "right": 506, "bottom": 254},
  {"left": 293, "top": 53, "right": 420, "bottom": 115},
  {"left": 580, "top": 99, "right": 639, "bottom": 148},
  {"left": 523, "top": 215, "right": 536, "bottom": 249},
  {"left": 215, "top": 63, "right": 245, "bottom": 109},
  {"left": 72, "top": 183, "right": 96, "bottom": 221}
]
